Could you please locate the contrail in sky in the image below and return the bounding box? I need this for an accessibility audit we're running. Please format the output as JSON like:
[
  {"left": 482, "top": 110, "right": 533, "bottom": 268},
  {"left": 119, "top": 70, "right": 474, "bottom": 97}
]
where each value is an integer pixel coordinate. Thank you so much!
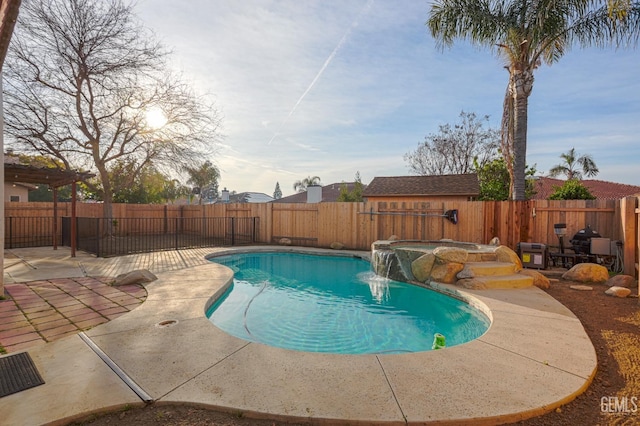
[{"left": 268, "top": 0, "right": 374, "bottom": 145}]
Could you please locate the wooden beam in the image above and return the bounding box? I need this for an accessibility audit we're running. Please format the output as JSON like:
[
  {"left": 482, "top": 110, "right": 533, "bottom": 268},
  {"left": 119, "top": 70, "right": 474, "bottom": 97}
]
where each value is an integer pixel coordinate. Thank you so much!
[
  {"left": 620, "top": 197, "right": 637, "bottom": 276},
  {"left": 71, "top": 182, "right": 77, "bottom": 257},
  {"left": 534, "top": 207, "right": 615, "bottom": 213}
]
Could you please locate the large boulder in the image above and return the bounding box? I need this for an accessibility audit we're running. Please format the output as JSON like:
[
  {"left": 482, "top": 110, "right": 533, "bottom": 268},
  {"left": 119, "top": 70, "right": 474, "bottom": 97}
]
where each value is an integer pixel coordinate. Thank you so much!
[
  {"left": 605, "top": 286, "right": 632, "bottom": 298},
  {"left": 430, "top": 262, "right": 464, "bottom": 284},
  {"left": 494, "top": 245, "right": 522, "bottom": 271},
  {"left": 606, "top": 274, "right": 636, "bottom": 289},
  {"left": 411, "top": 253, "right": 436, "bottom": 282},
  {"left": 562, "top": 263, "right": 609, "bottom": 283},
  {"left": 518, "top": 269, "right": 550, "bottom": 289},
  {"left": 433, "top": 247, "right": 468, "bottom": 264},
  {"left": 112, "top": 269, "right": 157, "bottom": 286}
]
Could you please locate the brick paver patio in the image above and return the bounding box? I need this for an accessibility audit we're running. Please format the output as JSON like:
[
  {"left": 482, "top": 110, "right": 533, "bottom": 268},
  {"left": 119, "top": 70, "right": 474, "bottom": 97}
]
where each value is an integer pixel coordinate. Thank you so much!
[{"left": 0, "top": 277, "right": 147, "bottom": 354}]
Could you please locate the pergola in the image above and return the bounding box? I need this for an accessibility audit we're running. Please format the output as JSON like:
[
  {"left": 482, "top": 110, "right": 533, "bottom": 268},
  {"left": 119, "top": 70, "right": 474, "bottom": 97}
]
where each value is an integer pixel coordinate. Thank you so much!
[{"left": 5, "top": 163, "right": 95, "bottom": 257}]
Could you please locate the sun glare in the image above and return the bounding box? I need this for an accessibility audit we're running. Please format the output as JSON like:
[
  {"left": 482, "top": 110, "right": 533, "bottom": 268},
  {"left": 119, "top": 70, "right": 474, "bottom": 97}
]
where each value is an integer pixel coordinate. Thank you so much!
[{"left": 145, "top": 107, "right": 168, "bottom": 129}]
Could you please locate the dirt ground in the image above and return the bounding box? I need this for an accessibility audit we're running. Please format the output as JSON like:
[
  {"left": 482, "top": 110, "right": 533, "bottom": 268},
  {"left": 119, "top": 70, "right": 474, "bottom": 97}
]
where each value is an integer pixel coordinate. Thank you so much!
[{"left": 70, "top": 277, "right": 639, "bottom": 426}]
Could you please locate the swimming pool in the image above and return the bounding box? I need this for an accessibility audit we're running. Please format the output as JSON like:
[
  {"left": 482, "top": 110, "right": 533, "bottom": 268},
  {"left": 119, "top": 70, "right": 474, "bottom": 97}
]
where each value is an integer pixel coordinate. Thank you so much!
[{"left": 206, "top": 252, "right": 490, "bottom": 354}]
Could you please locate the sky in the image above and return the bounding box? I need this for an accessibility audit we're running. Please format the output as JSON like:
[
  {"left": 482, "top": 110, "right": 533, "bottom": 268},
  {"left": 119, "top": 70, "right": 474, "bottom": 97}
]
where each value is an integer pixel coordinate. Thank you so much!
[{"left": 135, "top": 0, "right": 640, "bottom": 198}]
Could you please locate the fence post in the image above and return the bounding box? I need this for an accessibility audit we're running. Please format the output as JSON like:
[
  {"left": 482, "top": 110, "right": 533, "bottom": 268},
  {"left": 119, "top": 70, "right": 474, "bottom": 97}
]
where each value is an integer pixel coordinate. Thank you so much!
[
  {"left": 620, "top": 196, "right": 636, "bottom": 276},
  {"left": 8, "top": 217, "right": 12, "bottom": 249},
  {"left": 253, "top": 217, "right": 257, "bottom": 243},
  {"left": 175, "top": 217, "right": 178, "bottom": 250},
  {"left": 231, "top": 217, "right": 235, "bottom": 246},
  {"left": 96, "top": 218, "right": 101, "bottom": 257}
]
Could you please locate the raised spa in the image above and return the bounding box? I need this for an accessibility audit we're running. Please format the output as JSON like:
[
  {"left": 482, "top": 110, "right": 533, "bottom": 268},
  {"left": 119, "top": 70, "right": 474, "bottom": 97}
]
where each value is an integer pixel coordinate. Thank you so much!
[{"left": 206, "top": 252, "right": 489, "bottom": 354}]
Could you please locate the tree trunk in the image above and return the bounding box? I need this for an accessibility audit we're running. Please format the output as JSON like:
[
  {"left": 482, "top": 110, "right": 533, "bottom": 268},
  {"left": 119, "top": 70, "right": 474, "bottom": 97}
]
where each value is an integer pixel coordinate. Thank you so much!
[
  {"left": 510, "top": 69, "right": 534, "bottom": 200},
  {"left": 96, "top": 162, "right": 113, "bottom": 221}
]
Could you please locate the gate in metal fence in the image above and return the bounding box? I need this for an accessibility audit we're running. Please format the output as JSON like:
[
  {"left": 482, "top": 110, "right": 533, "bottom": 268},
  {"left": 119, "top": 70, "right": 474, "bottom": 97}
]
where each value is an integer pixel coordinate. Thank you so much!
[{"left": 56, "top": 216, "right": 259, "bottom": 257}]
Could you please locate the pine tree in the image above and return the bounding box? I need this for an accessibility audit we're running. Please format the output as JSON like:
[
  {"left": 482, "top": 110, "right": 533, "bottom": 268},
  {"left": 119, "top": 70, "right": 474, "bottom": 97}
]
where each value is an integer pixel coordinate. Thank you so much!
[{"left": 273, "top": 182, "right": 282, "bottom": 199}]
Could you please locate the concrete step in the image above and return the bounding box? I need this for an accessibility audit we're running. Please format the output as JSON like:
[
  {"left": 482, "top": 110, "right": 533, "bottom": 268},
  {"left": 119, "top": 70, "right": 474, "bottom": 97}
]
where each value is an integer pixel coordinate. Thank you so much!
[
  {"left": 459, "top": 261, "right": 517, "bottom": 277},
  {"left": 470, "top": 274, "right": 534, "bottom": 289},
  {"left": 466, "top": 252, "right": 498, "bottom": 262}
]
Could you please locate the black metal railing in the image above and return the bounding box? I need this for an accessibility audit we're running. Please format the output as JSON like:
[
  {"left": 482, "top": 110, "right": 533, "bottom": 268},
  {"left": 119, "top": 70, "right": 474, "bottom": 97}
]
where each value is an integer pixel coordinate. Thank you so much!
[
  {"left": 5, "top": 216, "right": 258, "bottom": 257},
  {"left": 61, "top": 216, "right": 259, "bottom": 257},
  {"left": 5, "top": 217, "right": 58, "bottom": 249}
]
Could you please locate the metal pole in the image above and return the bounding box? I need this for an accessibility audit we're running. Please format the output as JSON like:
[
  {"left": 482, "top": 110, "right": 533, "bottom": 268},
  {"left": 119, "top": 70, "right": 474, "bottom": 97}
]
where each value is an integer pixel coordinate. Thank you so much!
[
  {"left": 52, "top": 187, "right": 58, "bottom": 249},
  {"left": 71, "top": 181, "right": 77, "bottom": 257}
]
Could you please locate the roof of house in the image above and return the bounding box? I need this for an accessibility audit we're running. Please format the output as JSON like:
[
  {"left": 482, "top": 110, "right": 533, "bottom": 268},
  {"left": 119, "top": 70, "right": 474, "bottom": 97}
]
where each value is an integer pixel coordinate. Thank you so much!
[
  {"left": 531, "top": 177, "right": 640, "bottom": 200},
  {"left": 272, "top": 182, "right": 361, "bottom": 203},
  {"left": 363, "top": 174, "right": 480, "bottom": 197},
  {"left": 227, "top": 192, "right": 274, "bottom": 203}
]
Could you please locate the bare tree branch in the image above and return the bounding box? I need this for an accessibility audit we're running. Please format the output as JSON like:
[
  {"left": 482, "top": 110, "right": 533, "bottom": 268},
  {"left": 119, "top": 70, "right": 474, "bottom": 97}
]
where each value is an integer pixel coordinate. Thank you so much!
[
  {"left": 404, "top": 111, "right": 500, "bottom": 176},
  {"left": 3, "top": 0, "right": 223, "bottom": 218}
]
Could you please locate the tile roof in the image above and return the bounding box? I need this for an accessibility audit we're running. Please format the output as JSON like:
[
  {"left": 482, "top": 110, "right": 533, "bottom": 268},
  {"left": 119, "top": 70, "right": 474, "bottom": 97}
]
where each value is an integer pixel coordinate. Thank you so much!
[
  {"left": 363, "top": 174, "right": 479, "bottom": 197},
  {"left": 531, "top": 177, "right": 640, "bottom": 200},
  {"left": 272, "top": 182, "right": 362, "bottom": 203}
]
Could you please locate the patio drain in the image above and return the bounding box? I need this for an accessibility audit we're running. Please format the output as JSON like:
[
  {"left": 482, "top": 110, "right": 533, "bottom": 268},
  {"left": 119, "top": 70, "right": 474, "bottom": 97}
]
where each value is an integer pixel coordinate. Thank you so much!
[{"left": 156, "top": 319, "right": 178, "bottom": 328}]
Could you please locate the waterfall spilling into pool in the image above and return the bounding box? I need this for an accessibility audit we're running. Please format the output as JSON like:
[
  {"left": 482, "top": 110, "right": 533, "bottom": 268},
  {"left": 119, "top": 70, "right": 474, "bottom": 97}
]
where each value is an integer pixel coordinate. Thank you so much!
[
  {"left": 206, "top": 251, "right": 490, "bottom": 354},
  {"left": 370, "top": 239, "right": 535, "bottom": 290}
]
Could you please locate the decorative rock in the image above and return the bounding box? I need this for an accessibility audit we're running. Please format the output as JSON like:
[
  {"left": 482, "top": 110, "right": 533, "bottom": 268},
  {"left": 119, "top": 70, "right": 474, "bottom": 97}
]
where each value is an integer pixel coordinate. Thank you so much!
[
  {"left": 433, "top": 247, "right": 468, "bottom": 264},
  {"left": 112, "top": 269, "right": 157, "bottom": 286},
  {"left": 430, "top": 262, "right": 464, "bottom": 284},
  {"left": 330, "top": 242, "right": 344, "bottom": 250},
  {"left": 562, "top": 263, "right": 609, "bottom": 283},
  {"left": 456, "top": 278, "right": 488, "bottom": 290},
  {"left": 518, "top": 269, "right": 550, "bottom": 289},
  {"left": 278, "top": 238, "right": 292, "bottom": 246},
  {"left": 494, "top": 245, "right": 522, "bottom": 271},
  {"left": 489, "top": 237, "right": 500, "bottom": 246},
  {"left": 411, "top": 253, "right": 436, "bottom": 282},
  {"left": 388, "top": 235, "right": 399, "bottom": 241},
  {"left": 606, "top": 274, "right": 635, "bottom": 289},
  {"left": 605, "top": 286, "right": 632, "bottom": 298},
  {"left": 570, "top": 285, "right": 593, "bottom": 291},
  {"left": 456, "top": 264, "right": 476, "bottom": 279}
]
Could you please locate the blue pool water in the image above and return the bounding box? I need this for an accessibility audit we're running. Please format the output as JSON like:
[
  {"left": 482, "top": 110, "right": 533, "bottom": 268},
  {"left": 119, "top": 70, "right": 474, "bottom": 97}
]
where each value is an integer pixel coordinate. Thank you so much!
[{"left": 206, "top": 252, "right": 490, "bottom": 354}]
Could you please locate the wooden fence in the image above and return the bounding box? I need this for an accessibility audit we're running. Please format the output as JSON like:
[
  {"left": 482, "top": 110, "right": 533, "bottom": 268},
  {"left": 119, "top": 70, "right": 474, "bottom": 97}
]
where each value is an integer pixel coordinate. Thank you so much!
[{"left": 5, "top": 197, "right": 638, "bottom": 275}]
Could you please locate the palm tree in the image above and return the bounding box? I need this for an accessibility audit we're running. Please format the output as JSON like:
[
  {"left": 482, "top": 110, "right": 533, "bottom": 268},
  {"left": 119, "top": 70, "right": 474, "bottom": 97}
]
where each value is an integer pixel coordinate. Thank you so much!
[
  {"left": 427, "top": 0, "right": 640, "bottom": 200},
  {"left": 549, "top": 147, "right": 598, "bottom": 180},
  {"left": 293, "top": 176, "right": 321, "bottom": 193},
  {"left": 184, "top": 160, "right": 220, "bottom": 204}
]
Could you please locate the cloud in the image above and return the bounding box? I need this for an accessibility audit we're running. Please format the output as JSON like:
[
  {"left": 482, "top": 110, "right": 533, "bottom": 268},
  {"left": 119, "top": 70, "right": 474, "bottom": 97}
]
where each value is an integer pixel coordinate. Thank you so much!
[{"left": 136, "top": 0, "right": 640, "bottom": 195}]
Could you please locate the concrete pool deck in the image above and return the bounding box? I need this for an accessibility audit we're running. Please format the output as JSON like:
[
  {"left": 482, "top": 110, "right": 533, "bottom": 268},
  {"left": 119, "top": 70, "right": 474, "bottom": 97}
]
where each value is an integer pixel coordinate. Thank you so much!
[{"left": 0, "top": 246, "right": 597, "bottom": 425}]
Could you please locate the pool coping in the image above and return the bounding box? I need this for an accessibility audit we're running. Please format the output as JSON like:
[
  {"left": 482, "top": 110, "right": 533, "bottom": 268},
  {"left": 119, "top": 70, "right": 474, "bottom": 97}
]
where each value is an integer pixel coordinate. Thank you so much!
[{"left": 1, "top": 246, "right": 597, "bottom": 425}]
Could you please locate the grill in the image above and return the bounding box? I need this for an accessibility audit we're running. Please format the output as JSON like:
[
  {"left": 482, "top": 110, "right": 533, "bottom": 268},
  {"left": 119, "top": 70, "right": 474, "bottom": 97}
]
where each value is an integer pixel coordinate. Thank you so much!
[{"left": 570, "top": 225, "right": 602, "bottom": 255}]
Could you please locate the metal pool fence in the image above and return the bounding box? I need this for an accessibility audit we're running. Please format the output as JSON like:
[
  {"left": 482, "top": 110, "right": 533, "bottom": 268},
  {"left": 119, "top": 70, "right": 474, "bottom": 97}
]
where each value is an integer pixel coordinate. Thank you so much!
[
  {"left": 5, "top": 216, "right": 56, "bottom": 249},
  {"left": 5, "top": 216, "right": 259, "bottom": 257}
]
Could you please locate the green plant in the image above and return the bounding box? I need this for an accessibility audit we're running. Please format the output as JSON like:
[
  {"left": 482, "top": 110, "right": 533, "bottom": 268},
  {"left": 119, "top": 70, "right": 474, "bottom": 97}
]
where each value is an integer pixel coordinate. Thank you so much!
[
  {"left": 548, "top": 179, "right": 596, "bottom": 200},
  {"left": 0, "top": 344, "right": 7, "bottom": 355}
]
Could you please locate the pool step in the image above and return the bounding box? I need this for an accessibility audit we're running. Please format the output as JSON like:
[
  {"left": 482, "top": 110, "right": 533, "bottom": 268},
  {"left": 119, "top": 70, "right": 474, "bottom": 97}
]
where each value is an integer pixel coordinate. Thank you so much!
[
  {"left": 458, "top": 261, "right": 518, "bottom": 278},
  {"left": 456, "top": 261, "right": 534, "bottom": 289},
  {"left": 463, "top": 274, "right": 534, "bottom": 289}
]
